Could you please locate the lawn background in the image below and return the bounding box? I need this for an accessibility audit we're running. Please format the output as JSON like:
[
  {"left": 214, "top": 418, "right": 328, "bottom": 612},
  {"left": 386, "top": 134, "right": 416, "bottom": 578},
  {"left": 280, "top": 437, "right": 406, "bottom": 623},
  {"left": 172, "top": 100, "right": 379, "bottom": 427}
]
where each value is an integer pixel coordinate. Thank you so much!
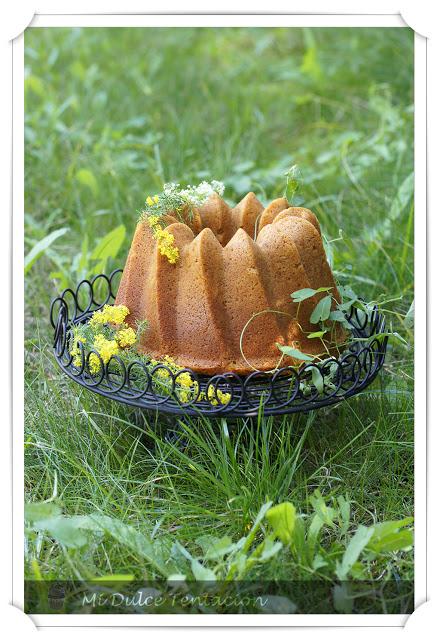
[{"left": 24, "top": 27, "right": 414, "bottom": 614}]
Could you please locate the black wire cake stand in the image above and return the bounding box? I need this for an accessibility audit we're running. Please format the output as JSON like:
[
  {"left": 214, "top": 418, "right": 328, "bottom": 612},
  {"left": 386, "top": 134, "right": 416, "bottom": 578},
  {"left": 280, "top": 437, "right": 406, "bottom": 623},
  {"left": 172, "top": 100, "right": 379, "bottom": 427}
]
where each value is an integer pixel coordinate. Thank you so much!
[{"left": 50, "top": 269, "right": 388, "bottom": 418}]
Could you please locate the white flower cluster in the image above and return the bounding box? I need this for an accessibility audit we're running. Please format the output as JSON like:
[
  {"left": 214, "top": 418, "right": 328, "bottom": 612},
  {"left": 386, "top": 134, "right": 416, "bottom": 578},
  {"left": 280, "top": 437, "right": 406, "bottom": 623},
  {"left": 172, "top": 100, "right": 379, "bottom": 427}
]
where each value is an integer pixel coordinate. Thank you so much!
[{"left": 163, "top": 180, "right": 225, "bottom": 206}]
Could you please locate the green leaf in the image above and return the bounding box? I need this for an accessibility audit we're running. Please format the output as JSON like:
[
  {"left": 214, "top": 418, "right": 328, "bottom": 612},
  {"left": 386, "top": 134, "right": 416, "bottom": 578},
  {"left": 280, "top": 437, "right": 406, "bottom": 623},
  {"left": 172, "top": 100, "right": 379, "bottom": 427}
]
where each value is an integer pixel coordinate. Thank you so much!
[
  {"left": 197, "top": 535, "right": 237, "bottom": 560},
  {"left": 90, "top": 225, "right": 126, "bottom": 273},
  {"left": 355, "top": 331, "right": 407, "bottom": 346},
  {"left": 190, "top": 559, "right": 217, "bottom": 581},
  {"left": 291, "top": 516, "right": 307, "bottom": 563},
  {"left": 276, "top": 343, "right": 314, "bottom": 362},
  {"left": 367, "top": 530, "right": 413, "bottom": 553},
  {"left": 76, "top": 168, "right": 99, "bottom": 196},
  {"left": 266, "top": 502, "right": 296, "bottom": 544},
  {"left": 367, "top": 517, "right": 414, "bottom": 553},
  {"left": 310, "top": 295, "right": 332, "bottom": 324},
  {"left": 312, "top": 554, "right": 328, "bottom": 570},
  {"left": 369, "top": 517, "right": 413, "bottom": 540},
  {"left": 242, "top": 501, "right": 273, "bottom": 553},
  {"left": 404, "top": 300, "right": 414, "bottom": 329},
  {"left": 335, "top": 525, "right": 374, "bottom": 581},
  {"left": 323, "top": 235, "right": 334, "bottom": 268},
  {"left": 350, "top": 562, "right": 367, "bottom": 580},
  {"left": 25, "top": 501, "right": 62, "bottom": 523},
  {"left": 390, "top": 171, "right": 415, "bottom": 219},
  {"left": 391, "top": 331, "right": 408, "bottom": 345},
  {"left": 336, "top": 300, "right": 355, "bottom": 312},
  {"left": 307, "top": 330, "right": 327, "bottom": 339},
  {"left": 310, "top": 491, "right": 335, "bottom": 527},
  {"left": 30, "top": 515, "right": 89, "bottom": 549},
  {"left": 284, "top": 164, "right": 302, "bottom": 201},
  {"left": 291, "top": 288, "right": 317, "bottom": 302},
  {"left": 311, "top": 367, "right": 324, "bottom": 394},
  {"left": 78, "top": 514, "right": 172, "bottom": 577},
  {"left": 24, "top": 228, "right": 68, "bottom": 274},
  {"left": 291, "top": 286, "right": 331, "bottom": 302},
  {"left": 337, "top": 496, "right": 351, "bottom": 535},
  {"left": 329, "top": 309, "right": 347, "bottom": 323},
  {"left": 368, "top": 172, "right": 414, "bottom": 242},
  {"left": 255, "top": 538, "right": 283, "bottom": 561},
  {"left": 306, "top": 513, "right": 326, "bottom": 560},
  {"left": 338, "top": 285, "right": 357, "bottom": 300},
  {"left": 61, "top": 514, "right": 105, "bottom": 532},
  {"left": 172, "top": 540, "right": 194, "bottom": 562}
]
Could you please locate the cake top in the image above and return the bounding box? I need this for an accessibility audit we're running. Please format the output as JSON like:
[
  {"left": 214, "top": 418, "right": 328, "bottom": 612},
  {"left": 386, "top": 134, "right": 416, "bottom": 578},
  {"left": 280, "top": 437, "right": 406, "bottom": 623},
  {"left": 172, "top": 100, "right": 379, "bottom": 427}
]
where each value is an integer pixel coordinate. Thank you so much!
[{"left": 139, "top": 178, "right": 319, "bottom": 264}]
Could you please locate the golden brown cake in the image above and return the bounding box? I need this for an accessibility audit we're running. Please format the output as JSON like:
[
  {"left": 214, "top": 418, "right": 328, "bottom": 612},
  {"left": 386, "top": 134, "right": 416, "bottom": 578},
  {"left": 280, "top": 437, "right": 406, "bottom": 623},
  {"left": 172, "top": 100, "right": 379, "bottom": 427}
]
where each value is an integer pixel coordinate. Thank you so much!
[{"left": 115, "top": 192, "right": 343, "bottom": 374}]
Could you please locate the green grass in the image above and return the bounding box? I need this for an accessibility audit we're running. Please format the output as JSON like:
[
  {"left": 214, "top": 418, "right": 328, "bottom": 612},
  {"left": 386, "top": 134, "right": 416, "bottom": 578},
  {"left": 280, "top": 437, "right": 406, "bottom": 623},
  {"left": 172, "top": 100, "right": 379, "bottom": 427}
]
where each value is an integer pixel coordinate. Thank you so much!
[{"left": 24, "top": 27, "right": 414, "bottom": 614}]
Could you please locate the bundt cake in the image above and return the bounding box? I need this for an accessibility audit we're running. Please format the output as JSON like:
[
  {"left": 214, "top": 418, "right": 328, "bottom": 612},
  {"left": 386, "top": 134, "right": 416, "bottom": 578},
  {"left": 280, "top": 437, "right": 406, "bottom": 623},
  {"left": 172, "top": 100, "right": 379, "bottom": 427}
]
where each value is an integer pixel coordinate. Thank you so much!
[{"left": 115, "top": 191, "right": 344, "bottom": 374}]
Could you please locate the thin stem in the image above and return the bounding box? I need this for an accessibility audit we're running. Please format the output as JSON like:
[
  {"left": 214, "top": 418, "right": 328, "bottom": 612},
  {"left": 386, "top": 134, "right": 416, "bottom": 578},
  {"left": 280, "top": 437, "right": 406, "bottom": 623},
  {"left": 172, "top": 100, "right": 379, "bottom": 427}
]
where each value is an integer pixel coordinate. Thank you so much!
[{"left": 239, "top": 309, "right": 291, "bottom": 373}]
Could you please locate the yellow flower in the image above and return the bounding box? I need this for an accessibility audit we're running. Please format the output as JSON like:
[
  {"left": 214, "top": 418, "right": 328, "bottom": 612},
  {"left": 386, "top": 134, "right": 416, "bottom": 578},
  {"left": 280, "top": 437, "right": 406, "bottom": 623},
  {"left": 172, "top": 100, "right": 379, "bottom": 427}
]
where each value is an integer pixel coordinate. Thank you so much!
[
  {"left": 147, "top": 215, "right": 160, "bottom": 228},
  {"left": 116, "top": 327, "right": 137, "bottom": 348},
  {"left": 93, "top": 334, "right": 119, "bottom": 364},
  {"left": 146, "top": 195, "right": 160, "bottom": 207},
  {"left": 153, "top": 228, "right": 179, "bottom": 264},
  {"left": 151, "top": 358, "right": 173, "bottom": 381},
  {"left": 144, "top": 216, "right": 180, "bottom": 265},
  {"left": 178, "top": 372, "right": 194, "bottom": 388},
  {"left": 153, "top": 227, "right": 168, "bottom": 241},
  {"left": 176, "top": 369, "right": 199, "bottom": 403},
  {"left": 107, "top": 304, "right": 129, "bottom": 325},
  {"left": 152, "top": 356, "right": 231, "bottom": 405},
  {"left": 206, "top": 385, "right": 231, "bottom": 406},
  {"left": 90, "top": 304, "right": 129, "bottom": 327},
  {"left": 162, "top": 355, "right": 177, "bottom": 368},
  {"left": 70, "top": 333, "right": 86, "bottom": 367},
  {"left": 70, "top": 346, "right": 82, "bottom": 368},
  {"left": 178, "top": 389, "right": 192, "bottom": 403},
  {"left": 88, "top": 353, "right": 102, "bottom": 374},
  {"left": 89, "top": 311, "right": 104, "bottom": 326},
  {"left": 151, "top": 355, "right": 198, "bottom": 402}
]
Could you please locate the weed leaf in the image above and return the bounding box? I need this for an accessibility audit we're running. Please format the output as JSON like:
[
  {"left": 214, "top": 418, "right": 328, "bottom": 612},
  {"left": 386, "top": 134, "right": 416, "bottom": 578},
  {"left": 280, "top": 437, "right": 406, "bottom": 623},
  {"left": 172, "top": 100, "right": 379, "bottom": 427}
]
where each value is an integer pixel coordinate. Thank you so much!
[
  {"left": 310, "top": 295, "right": 332, "bottom": 324},
  {"left": 404, "top": 300, "right": 414, "bottom": 329},
  {"left": 90, "top": 224, "right": 126, "bottom": 273},
  {"left": 291, "top": 287, "right": 331, "bottom": 302},
  {"left": 335, "top": 525, "right": 374, "bottom": 581},
  {"left": 307, "top": 330, "right": 327, "bottom": 339},
  {"left": 311, "top": 367, "right": 324, "bottom": 394},
  {"left": 76, "top": 168, "right": 99, "bottom": 196},
  {"left": 266, "top": 502, "right": 296, "bottom": 544},
  {"left": 191, "top": 559, "right": 217, "bottom": 581},
  {"left": 25, "top": 501, "right": 62, "bottom": 522},
  {"left": 24, "top": 228, "right": 68, "bottom": 274},
  {"left": 276, "top": 343, "right": 314, "bottom": 362}
]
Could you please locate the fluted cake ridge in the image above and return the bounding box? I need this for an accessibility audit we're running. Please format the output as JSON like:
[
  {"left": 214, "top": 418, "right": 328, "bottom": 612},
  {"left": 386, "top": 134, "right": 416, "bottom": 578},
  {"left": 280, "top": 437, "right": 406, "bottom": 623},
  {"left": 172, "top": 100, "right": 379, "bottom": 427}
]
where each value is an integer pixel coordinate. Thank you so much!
[{"left": 115, "top": 191, "right": 342, "bottom": 374}]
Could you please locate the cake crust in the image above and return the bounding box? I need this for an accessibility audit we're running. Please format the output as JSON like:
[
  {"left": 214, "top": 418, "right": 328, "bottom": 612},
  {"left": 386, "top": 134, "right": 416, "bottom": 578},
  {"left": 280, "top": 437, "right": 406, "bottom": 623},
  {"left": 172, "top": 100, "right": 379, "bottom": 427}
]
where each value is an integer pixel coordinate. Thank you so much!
[{"left": 115, "top": 193, "right": 343, "bottom": 374}]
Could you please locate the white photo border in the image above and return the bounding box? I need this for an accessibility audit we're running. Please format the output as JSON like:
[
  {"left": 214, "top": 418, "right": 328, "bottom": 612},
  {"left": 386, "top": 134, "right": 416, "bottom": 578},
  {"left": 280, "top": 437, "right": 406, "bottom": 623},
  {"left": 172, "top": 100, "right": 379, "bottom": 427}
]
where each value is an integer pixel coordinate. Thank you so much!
[{"left": 14, "top": 12, "right": 425, "bottom": 628}]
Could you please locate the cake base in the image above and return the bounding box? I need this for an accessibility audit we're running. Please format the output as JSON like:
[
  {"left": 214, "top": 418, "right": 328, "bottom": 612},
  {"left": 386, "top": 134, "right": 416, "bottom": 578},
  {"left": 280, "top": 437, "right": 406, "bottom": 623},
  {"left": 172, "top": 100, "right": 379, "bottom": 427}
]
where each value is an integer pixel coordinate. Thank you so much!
[{"left": 50, "top": 270, "right": 388, "bottom": 419}]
